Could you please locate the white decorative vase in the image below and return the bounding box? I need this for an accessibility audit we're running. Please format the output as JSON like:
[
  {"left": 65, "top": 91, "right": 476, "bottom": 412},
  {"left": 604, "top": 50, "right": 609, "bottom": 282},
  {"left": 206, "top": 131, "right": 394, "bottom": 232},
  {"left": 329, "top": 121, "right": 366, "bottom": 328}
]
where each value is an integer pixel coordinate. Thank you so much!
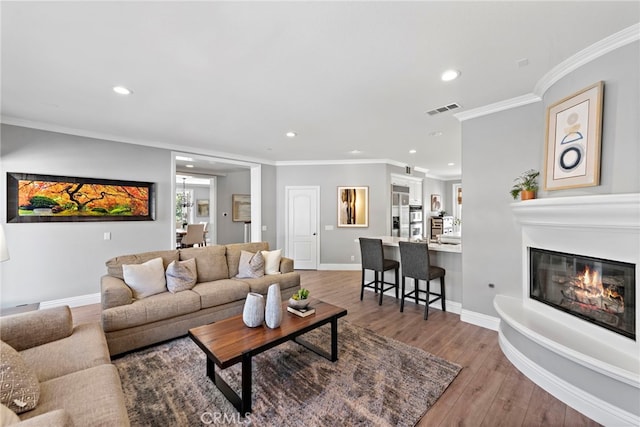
[
  {"left": 243, "top": 292, "right": 265, "bottom": 327},
  {"left": 264, "top": 283, "right": 283, "bottom": 329}
]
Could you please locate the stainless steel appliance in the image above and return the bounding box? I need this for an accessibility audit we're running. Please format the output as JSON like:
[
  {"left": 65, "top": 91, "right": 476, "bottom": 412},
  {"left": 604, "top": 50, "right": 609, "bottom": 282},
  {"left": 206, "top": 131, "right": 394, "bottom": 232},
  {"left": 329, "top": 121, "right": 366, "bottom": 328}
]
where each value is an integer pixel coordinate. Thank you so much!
[
  {"left": 409, "top": 206, "right": 423, "bottom": 239},
  {"left": 391, "top": 185, "right": 410, "bottom": 238}
]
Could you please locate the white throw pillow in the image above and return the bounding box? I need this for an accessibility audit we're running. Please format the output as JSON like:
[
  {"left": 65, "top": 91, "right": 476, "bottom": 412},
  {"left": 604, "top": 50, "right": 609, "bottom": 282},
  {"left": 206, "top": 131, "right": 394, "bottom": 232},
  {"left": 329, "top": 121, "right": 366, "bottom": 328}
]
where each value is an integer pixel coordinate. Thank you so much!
[
  {"left": 122, "top": 257, "right": 167, "bottom": 299},
  {"left": 236, "top": 250, "right": 265, "bottom": 279},
  {"left": 261, "top": 249, "right": 282, "bottom": 275},
  {"left": 166, "top": 258, "right": 198, "bottom": 293}
]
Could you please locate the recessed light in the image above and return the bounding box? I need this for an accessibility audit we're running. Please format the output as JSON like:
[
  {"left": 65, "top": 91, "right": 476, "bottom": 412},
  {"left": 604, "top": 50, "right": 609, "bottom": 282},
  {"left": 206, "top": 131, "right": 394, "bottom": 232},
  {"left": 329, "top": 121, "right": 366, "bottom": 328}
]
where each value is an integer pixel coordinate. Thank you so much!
[
  {"left": 349, "top": 150, "right": 362, "bottom": 154},
  {"left": 286, "top": 131, "right": 297, "bottom": 138},
  {"left": 113, "top": 85, "right": 132, "bottom": 95},
  {"left": 441, "top": 69, "right": 460, "bottom": 82},
  {"left": 428, "top": 131, "right": 443, "bottom": 137},
  {"left": 448, "top": 162, "right": 455, "bottom": 166},
  {"left": 185, "top": 164, "right": 194, "bottom": 168},
  {"left": 409, "top": 149, "right": 417, "bottom": 154},
  {"left": 176, "top": 156, "right": 193, "bottom": 161}
]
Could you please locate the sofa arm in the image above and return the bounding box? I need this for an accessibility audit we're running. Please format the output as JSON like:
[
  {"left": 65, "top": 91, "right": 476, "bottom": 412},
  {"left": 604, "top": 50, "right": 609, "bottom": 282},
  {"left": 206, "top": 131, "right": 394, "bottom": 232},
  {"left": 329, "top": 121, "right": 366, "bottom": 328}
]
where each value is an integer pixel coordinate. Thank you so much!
[
  {"left": 101, "top": 275, "right": 133, "bottom": 310},
  {"left": 0, "top": 306, "right": 73, "bottom": 352},
  {"left": 280, "top": 257, "right": 294, "bottom": 274},
  {"left": 17, "top": 409, "right": 74, "bottom": 427}
]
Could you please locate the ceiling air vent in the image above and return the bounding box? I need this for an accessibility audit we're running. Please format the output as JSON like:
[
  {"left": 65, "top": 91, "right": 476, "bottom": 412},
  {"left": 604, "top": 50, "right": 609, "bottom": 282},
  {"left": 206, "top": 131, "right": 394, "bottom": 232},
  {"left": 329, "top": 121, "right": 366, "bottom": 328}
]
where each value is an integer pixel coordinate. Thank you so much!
[{"left": 426, "top": 102, "right": 462, "bottom": 116}]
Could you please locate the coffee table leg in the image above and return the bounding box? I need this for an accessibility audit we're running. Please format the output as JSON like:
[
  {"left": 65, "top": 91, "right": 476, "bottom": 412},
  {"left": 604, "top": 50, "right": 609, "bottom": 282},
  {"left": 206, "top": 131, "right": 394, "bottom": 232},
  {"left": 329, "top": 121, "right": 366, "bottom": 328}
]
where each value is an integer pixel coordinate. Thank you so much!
[
  {"left": 331, "top": 317, "right": 338, "bottom": 362},
  {"left": 293, "top": 317, "right": 340, "bottom": 362},
  {"left": 241, "top": 353, "right": 252, "bottom": 414},
  {"left": 206, "top": 356, "right": 250, "bottom": 415}
]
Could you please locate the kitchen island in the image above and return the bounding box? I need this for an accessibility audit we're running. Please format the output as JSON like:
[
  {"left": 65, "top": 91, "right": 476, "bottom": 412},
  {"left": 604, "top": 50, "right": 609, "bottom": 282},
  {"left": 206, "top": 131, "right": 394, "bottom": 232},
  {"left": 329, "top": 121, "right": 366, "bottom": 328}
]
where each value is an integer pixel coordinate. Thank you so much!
[{"left": 363, "top": 236, "right": 462, "bottom": 312}]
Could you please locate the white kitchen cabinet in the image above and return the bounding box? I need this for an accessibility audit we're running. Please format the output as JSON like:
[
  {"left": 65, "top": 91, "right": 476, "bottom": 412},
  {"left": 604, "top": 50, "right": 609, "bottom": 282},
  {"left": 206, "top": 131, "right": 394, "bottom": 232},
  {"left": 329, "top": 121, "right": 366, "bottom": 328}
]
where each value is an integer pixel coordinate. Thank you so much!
[
  {"left": 409, "top": 180, "right": 422, "bottom": 206},
  {"left": 390, "top": 173, "right": 423, "bottom": 206}
]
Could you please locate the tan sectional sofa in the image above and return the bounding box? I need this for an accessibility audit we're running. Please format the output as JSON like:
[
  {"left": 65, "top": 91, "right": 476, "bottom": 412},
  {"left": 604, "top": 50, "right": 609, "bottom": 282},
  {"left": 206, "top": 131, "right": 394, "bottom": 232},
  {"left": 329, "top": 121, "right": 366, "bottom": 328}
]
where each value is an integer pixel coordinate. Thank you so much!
[
  {"left": 0, "top": 306, "right": 129, "bottom": 426},
  {"left": 101, "top": 242, "right": 300, "bottom": 356}
]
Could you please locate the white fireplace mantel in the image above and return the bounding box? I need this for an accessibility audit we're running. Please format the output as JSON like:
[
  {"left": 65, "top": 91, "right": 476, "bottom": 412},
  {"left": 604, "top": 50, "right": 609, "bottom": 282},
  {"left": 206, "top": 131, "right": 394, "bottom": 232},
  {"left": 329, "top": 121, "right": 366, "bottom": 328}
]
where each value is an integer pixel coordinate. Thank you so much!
[
  {"left": 495, "top": 193, "right": 640, "bottom": 426},
  {"left": 510, "top": 192, "right": 640, "bottom": 230}
]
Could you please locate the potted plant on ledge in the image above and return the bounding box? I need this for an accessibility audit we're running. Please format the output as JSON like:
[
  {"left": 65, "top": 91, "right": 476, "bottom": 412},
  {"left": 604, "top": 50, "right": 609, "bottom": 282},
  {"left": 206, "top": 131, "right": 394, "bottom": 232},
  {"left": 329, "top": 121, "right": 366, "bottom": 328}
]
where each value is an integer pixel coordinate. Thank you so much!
[{"left": 510, "top": 169, "right": 540, "bottom": 201}]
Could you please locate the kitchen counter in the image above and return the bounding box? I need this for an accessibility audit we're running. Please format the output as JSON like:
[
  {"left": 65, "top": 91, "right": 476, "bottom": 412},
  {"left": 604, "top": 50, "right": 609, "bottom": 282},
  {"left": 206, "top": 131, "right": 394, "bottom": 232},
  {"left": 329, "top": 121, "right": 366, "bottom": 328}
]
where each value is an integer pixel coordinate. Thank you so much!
[
  {"left": 375, "top": 236, "right": 462, "bottom": 253},
  {"left": 363, "top": 235, "right": 462, "bottom": 309}
]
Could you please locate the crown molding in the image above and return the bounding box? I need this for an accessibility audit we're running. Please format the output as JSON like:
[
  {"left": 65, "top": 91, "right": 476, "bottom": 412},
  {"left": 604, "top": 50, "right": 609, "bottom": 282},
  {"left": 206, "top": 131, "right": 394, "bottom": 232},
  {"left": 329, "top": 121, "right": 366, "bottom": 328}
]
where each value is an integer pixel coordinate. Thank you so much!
[
  {"left": 455, "top": 23, "right": 640, "bottom": 123},
  {"left": 534, "top": 23, "right": 640, "bottom": 97},
  {"left": 454, "top": 93, "right": 541, "bottom": 122},
  {"left": 275, "top": 158, "right": 392, "bottom": 167},
  {"left": 0, "top": 116, "right": 274, "bottom": 166}
]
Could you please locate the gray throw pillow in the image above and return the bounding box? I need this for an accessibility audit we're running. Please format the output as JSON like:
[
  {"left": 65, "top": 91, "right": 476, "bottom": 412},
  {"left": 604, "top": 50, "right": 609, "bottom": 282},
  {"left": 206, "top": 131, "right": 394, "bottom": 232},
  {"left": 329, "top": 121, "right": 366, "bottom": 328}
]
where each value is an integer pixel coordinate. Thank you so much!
[
  {"left": 236, "top": 250, "right": 265, "bottom": 279},
  {"left": 166, "top": 258, "right": 198, "bottom": 293},
  {"left": 0, "top": 341, "right": 40, "bottom": 414}
]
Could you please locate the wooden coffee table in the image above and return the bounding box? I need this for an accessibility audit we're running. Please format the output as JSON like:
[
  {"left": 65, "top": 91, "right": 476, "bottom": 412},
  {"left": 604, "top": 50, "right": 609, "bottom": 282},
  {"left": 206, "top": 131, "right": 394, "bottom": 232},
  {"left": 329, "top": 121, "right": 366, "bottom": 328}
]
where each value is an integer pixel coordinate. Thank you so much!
[{"left": 188, "top": 299, "right": 347, "bottom": 414}]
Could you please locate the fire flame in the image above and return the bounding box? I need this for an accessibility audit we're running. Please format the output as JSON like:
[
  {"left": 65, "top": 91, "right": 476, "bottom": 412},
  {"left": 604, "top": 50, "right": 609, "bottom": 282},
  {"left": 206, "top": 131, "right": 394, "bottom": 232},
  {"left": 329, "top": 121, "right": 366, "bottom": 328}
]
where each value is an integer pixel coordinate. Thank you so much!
[
  {"left": 576, "top": 266, "right": 605, "bottom": 299},
  {"left": 575, "top": 266, "right": 623, "bottom": 303}
]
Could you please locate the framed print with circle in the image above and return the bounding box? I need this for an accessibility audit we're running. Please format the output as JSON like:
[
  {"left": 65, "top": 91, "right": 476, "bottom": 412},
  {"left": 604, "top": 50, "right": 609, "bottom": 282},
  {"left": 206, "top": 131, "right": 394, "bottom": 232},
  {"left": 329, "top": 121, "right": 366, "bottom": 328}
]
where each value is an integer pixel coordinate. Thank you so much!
[{"left": 543, "top": 81, "right": 603, "bottom": 191}]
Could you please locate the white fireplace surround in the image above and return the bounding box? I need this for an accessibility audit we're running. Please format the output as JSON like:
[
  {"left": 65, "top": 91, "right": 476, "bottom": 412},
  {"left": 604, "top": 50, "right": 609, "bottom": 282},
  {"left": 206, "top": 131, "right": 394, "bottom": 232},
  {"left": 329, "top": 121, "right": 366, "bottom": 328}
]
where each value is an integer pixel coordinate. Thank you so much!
[{"left": 495, "top": 193, "right": 640, "bottom": 426}]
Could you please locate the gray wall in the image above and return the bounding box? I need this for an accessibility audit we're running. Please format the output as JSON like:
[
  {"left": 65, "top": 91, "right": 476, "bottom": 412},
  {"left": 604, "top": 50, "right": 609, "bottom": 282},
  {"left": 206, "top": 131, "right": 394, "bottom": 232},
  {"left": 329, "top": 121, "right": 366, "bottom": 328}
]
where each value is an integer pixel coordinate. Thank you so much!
[
  {"left": 0, "top": 125, "right": 277, "bottom": 308},
  {"left": 0, "top": 125, "right": 171, "bottom": 307},
  {"left": 260, "top": 164, "right": 277, "bottom": 249},
  {"left": 462, "top": 102, "right": 543, "bottom": 315},
  {"left": 276, "top": 163, "right": 391, "bottom": 265},
  {"left": 215, "top": 170, "right": 251, "bottom": 244},
  {"left": 461, "top": 41, "right": 640, "bottom": 317}
]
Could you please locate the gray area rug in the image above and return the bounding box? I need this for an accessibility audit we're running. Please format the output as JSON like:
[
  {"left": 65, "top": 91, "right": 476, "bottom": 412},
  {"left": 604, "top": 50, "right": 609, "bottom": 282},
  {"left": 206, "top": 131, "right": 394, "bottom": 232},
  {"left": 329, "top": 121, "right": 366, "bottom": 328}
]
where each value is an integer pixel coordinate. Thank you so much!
[{"left": 114, "top": 321, "right": 461, "bottom": 426}]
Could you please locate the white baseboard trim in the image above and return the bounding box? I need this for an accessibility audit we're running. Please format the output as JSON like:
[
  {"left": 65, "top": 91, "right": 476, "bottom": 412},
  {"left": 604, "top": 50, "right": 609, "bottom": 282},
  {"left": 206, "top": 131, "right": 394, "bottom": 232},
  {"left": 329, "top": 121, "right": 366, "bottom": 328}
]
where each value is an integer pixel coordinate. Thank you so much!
[
  {"left": 40, "top": 293, "right": 101, "bottom": 309},
  {"left": 460, "top": 309, "right": 500, "bottom": 331},
  {"left": 498, "top": 333, "right": 639, "bottom": 427}
]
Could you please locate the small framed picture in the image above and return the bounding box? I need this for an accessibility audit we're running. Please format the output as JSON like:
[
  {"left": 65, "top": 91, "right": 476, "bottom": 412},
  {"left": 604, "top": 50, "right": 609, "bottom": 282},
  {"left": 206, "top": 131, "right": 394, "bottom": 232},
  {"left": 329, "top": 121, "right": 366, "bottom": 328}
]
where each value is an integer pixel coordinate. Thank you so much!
[
  {"left": 196, "top": 199, "right": 209, "bottom": 217},
  {"left": 232, "top": 194, "right": 251, "bottom": 222},
  {"left": 430, "top": 194, "right": 442, "bottom": 212}
]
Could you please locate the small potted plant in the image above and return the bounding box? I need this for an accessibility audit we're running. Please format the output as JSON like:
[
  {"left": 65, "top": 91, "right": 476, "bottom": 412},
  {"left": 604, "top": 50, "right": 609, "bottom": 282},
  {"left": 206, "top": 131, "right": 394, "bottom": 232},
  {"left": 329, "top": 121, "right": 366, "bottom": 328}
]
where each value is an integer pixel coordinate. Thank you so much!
[
  {"left": 510, "top": 169, "right": 540, "bottom": 200},
  {"left": 289, "top": 288, "right": 310, "bottom": 309}
]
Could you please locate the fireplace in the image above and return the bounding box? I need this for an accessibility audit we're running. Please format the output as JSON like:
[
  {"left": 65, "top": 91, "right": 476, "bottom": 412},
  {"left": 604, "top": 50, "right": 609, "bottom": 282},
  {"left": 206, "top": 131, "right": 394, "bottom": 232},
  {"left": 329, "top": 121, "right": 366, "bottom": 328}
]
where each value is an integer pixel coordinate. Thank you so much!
[
  {"left": 530, "top": 247, "right": 636, "bottom": 340},
  {"left": 497, "top": 193, "right": 640, "bottom": 426}
]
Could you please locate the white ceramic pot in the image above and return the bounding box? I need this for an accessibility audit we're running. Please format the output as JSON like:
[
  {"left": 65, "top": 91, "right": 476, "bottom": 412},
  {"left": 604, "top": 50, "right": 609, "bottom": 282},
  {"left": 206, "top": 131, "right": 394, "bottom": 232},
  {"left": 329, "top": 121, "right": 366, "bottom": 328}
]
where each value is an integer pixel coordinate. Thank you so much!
[
  {"left": 265, "top": 283, "right": 283, "bottom": 328},
  {"left": 243, "top": 292, "right": 264, "bottom": 327}
]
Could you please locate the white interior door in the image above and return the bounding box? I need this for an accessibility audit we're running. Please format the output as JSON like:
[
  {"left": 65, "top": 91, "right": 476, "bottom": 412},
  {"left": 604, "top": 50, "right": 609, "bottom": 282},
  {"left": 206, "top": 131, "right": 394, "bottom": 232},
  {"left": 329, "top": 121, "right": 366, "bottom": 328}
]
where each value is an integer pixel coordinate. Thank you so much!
[{"left": 285, "top": 186, "right": 319, "bottom": 270}]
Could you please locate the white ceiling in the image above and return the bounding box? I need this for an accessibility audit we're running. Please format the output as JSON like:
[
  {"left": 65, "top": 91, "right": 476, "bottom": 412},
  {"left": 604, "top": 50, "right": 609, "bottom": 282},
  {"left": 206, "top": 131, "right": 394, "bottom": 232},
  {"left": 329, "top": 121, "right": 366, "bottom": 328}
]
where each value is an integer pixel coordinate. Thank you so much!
[{"left": 2, "top": 2, "right": 638, "bottom": 179}]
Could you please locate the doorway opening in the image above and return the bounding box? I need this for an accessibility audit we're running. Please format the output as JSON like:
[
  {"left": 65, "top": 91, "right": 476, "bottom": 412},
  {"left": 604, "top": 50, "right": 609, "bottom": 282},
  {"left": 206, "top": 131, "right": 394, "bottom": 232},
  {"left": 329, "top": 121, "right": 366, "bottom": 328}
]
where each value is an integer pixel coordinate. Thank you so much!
[{"left": 172, "top": 152, "right": 261, "bottom": 247}]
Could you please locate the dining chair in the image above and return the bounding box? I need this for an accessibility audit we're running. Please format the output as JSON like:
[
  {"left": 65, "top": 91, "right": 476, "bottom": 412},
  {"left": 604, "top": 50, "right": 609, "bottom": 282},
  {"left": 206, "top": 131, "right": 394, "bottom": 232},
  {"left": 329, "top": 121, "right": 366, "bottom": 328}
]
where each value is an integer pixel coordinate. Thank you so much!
[
  {"left": 199, "top": 221, "right": 209, "bottom": 246},
  {"left": 180, "top": 224, "right": 206, "bottom": 248},
  {"left": 359, "top": 238, "right": 399, "bottom": 305},
  {"left": 398, "top": 241, "right": 446, "bottom": 320}
]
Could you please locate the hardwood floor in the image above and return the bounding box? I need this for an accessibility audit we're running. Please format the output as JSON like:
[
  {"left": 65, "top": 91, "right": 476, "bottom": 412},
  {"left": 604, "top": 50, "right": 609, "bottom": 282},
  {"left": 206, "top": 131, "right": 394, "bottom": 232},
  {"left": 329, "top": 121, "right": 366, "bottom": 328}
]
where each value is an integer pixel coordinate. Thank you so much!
[{"left": 72, "top": 270, "right": 600, "bottom": 426}]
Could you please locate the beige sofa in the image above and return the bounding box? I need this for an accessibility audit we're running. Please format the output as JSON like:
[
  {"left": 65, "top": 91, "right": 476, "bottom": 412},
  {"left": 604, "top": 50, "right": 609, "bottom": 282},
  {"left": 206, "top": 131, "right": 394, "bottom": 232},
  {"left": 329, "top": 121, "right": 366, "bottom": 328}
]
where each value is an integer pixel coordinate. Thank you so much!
[
  {"left": 101, "top": 242, "right": 300, "bottom": 356},
  {"left": 0, "top": 306, "right": 129, "bottom": 426}
]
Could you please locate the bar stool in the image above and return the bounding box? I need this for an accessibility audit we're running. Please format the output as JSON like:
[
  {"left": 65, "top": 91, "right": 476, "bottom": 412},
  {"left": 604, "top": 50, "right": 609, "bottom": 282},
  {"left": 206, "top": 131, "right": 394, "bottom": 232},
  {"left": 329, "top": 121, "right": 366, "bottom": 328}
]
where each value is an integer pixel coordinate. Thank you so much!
[
  {"left": 398, "top": 241, "right": 446, "bottom": 320},
  {"left": 359, "top": 238, "right": 399, "bottom": 305}
]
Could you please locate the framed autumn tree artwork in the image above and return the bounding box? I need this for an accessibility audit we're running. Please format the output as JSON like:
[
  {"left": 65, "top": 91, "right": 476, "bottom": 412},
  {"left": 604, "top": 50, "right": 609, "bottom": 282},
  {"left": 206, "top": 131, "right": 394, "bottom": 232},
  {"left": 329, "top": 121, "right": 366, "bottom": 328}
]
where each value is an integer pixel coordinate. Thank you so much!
[{"left": 6, "top": 172, "right": 156, "bottom": 222}]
